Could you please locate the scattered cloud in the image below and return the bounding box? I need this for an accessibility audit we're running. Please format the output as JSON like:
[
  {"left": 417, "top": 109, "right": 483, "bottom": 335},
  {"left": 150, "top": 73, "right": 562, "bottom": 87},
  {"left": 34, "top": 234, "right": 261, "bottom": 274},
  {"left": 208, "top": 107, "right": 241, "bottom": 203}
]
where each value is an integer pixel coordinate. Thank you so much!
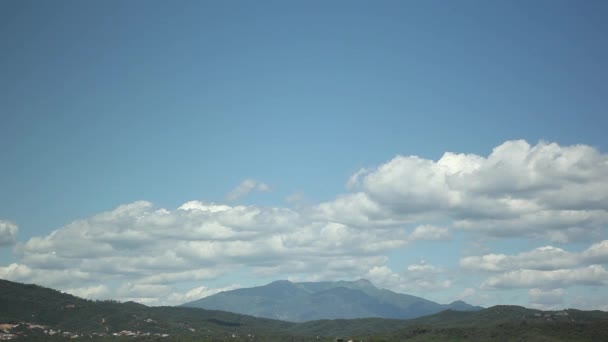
[
  {"left": 166, "top": 284, "right": 241, "bottom": 304},
  {"left": 462, "top": 240, "right": 608, "bottom": 301},
  {"left": 409, "top": 225, "right": 451, "bottom": 241},
  {"left": 0, "top": 220, "right": 18, "bottom": 246},
  {"left": 460, "top": 240, "right": 608, "bottom": 272},
  {"left": 324, "top": 140, "right": 608, "bottom": 242},
  {"left": 2, "top": 140, "right": 607, "bottom": 307},
  {"left": 365, "top": 261, "right": 452, "bottom": 295},
  {"left": 457, "top": 288, "right": 476, "bottom": 300},
  {"left": 346, "top": 168, "right": 369, "bottom": 190},
  {"left": 285, "top": 192, "right": 304, "bottom": 204},
  {"left": 64, "top": 285, "right": 110, "bottom": 300},
  {"left": 460, "top": 245, "right": 578, "bottom": 272},
  {"left": 1, "top": 200, "right": 409, "bottom": 304},
  {"left": 482, "top": 265, "right": 608, "bottom": 289},
  {"left": 0, "top": 263, "right": 93, "bottom": 289},
  {"left": 227, "top": 179, "right": 271, "bottom": 201},
  {"left": 109, "top": 284, "right": 240, "bottom": 306}
]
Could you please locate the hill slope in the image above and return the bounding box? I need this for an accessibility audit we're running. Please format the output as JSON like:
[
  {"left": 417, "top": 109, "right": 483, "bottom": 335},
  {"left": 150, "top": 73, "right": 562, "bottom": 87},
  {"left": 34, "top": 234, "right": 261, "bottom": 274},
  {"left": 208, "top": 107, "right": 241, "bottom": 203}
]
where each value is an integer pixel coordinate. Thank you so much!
[
  {"left": 373, "top": 305, "right": 608, "bottom": 341},
  {"left": 182, "top": 279, "right": 481, "bottom": 321},
  {"left": 0, "top": 278, "right": 296, "bottom": 340},
  {"left": 2, "top": 278, "right": 608, "bottom": 341}
]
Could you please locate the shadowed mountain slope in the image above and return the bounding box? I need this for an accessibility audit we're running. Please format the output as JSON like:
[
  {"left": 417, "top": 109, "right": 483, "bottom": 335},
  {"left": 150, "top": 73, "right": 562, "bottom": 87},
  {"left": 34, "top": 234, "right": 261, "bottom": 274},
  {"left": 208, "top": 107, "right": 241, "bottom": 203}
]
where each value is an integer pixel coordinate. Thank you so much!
[{"left": 182, "top": 279, "right": 481, "bottom": 321}]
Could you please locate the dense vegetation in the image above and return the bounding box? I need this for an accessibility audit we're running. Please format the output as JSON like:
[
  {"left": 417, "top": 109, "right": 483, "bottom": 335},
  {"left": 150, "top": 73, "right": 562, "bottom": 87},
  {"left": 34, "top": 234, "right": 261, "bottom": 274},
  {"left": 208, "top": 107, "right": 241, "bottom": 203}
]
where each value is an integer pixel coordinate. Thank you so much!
[
  {"left": 2, "top": 279, "right": 608, "bottom": 341},
  {"left": 0, "top": 279, "right": 295, "bottom": 340}
]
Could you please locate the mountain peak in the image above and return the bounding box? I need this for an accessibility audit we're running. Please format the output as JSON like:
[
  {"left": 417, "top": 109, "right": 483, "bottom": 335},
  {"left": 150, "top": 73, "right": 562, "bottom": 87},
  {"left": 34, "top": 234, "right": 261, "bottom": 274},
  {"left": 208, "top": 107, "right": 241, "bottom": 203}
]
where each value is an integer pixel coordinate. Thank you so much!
[
  {"left": 183, "top": 279, "right": 480, "bottom": 321},
  {"left": 446, "top": 299, "right": 483, "bottom": 311},
  {"left": 354, "top": 278, "right": 374, "bottom": 285}
]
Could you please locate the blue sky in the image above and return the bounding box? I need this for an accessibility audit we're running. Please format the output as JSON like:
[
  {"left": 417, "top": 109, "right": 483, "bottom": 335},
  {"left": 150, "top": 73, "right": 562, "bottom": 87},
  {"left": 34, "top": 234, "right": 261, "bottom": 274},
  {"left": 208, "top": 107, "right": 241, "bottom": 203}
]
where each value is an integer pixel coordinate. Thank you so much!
[{"left": 1, "top": 0, "right": 607, "bottom": 310}]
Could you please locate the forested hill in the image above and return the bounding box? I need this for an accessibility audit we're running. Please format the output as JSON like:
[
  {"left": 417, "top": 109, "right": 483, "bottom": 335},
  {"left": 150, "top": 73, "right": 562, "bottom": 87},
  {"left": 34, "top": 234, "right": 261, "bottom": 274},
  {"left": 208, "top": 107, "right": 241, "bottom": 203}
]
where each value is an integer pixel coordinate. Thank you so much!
[
  {"left": 2, "top": 279, "right": 608, "bottom": 341},
  {"left": 0, "top": 278, "right": 294, "bottom": 340}
]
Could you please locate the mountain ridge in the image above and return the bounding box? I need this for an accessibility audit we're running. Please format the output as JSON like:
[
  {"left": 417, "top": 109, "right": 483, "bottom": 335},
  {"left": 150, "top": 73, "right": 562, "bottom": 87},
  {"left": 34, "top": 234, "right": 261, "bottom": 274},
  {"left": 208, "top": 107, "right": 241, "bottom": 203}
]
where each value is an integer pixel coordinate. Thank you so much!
[
  {"left": 2, "top": 278, "right": 608, "bottom": 341},
  {"left": 181, "top": 278, "right": 482, "bottom": 322}
]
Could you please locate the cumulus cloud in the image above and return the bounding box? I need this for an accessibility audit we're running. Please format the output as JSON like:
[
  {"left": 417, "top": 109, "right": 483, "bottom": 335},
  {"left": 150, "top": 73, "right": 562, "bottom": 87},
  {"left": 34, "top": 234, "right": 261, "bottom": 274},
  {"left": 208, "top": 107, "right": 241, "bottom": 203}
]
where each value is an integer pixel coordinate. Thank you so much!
[
  {"left": 165, "top": 284, "right": 241, "bottom": 304},
  {"left": 113, "top": 284, "right": 241, "bottom": 306},
  {"left": 323, "top": 140, "right": 608, "bottom": 242},
  {"left": 409, "top": 225, "right": 451, "bottom": 241},
  {"left": 285, "top": 192, "right": 304, "bottom": 204},
  {"left": 0, "top": 263, "right": 93, "bottom": 289},
  {"left": 482, "top": 265, "right": 608, "bottom": 289},
  {"left": 227, "top": 179, "right": 270, "bottom": 201},
  {"left": 457, "top": 288, "right": 476, "bottom": 300},
  {"left": 3, "top": 139, "right": 607, "bottom": 306},
  {"left": 461, "top": 241, "right": 608, "bottom": 272},
  {"left": 3, "top": 200, "right": 409, "bottom": 304},
  {"left": 64, "top": 285, "right": 110, "bottom": 300},
  {"left": 581, "top": 240, "right": 608, "bottom": 263},
  {"left": 0, "top": 220, "right": 18, "bottom": 246},
  {"left": 365, "top": 261, "right": 452, "bottom": 295},
  {"left": 463, "top": 241, "right": 608, "bottom": 295}
]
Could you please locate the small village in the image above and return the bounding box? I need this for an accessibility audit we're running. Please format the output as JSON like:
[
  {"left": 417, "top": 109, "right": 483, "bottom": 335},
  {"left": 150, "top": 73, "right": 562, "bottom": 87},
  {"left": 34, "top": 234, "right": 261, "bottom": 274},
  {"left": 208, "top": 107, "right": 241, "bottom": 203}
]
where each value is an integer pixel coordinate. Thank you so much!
[{"left": 0, "top": 322, "right": 171, "bottom": 340}]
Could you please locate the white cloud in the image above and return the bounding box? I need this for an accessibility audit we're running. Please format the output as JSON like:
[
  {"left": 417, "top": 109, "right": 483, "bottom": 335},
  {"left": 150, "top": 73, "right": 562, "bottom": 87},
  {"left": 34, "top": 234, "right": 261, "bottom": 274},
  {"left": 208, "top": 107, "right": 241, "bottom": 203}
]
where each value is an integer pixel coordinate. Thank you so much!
[
  {"left": 457, "top": 288, "right": 476, "bottom": 300},
  {"left": 285, "top": 192, "right": 304, "bottom": 204},
  {"left": 0, "top": 263, "right": 92, "bottom": 288},
  {"left": 62, "top": 282, "right": 241, "bottom": 306},
  {"left": 462, "top": 241, "right": 608, "bottom": 297},
  {"left": 581, "top": 240, "right": 608, "bottom": 263},
  {"left": 365, "top": 261, "right": 452, "bottom": 295},
  {"left": 407, "top": 261, "right": 439, "bottom": 272},
  {"left": 178, "top": 201, "right": 231, "bottom": 212},
  {"left": 3, "top": 140, "right": 607, "bottom": 307},
  {"left": 227, "top": 179, "right": 271, "bottom": 201},
  {"left": 317, "top": 140, "right": 608, "bottom": 242},
  {"left": 461, "top": 241, "right": 608, "bottom": 272},
  {"left": 482, "top": 265, "right": 608, "bottom": 289},
  {"left": 316, "top": 192, "right": 392, "bottom": 228},
  {"left": 4, "top": 200, "right": 409, "bottom": 304},
  {"left": 362, "top": 155, "right": 458, "bottom": 213},
  {"left": 409, "top": 225, "right": 451, "bottom": 241},
  {"left": 0, "top": 220, "right": 18, "bottom": 246},
  {"left": 346, "top": 168, "right": 369, "bottom": 189},
  {"left": 64, "top": 285, "right": 110, "bottom": 300},
  {"left": 454, "top": 209, "right": 608, "bottom": 243},
  {"left": 120, "top": 284, "right": 241, "bottom": 306},
  {"left": 166, "top": 284, "right": 241, "bottom": 304}
]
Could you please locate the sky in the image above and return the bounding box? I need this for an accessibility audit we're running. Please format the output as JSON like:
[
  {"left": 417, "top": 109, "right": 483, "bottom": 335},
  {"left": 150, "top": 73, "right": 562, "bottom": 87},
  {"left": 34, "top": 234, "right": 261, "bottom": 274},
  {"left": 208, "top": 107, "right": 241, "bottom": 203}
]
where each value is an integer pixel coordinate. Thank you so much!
[{"left": 1, "top": 0, "right": 607, "bottom": 310}]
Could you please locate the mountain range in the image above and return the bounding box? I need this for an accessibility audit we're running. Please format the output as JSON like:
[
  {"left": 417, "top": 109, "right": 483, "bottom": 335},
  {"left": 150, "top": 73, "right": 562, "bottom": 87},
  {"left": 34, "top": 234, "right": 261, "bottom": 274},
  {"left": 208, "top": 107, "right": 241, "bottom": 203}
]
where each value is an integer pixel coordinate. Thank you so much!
[
  {"left": 182, "top": 278, "right": 482, "bottom": 321},
  {"left": 1, "top": 278, "right": 608, "bottom": 341}
]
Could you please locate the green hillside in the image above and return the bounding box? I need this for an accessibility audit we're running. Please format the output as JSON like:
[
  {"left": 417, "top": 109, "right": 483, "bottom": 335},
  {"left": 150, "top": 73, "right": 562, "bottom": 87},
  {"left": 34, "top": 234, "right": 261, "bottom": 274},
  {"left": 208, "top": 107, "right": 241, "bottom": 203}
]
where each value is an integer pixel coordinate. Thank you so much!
[
  {"left": 0, "top": 279, "right": 296, "bottom": 340},
  {"left": 2, "top": 279, "right": 608, "bottom": 341},
  {"left": 369, "top": 306, "right": 608, "bottom": 341}
]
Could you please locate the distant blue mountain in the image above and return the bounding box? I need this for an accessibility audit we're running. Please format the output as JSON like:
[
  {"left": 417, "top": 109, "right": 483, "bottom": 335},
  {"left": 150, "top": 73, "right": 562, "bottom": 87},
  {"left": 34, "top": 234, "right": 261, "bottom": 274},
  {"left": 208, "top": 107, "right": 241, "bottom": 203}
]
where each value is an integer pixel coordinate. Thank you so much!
[{"left": 181, "top": 279, "right": 482, "bottom": 322}]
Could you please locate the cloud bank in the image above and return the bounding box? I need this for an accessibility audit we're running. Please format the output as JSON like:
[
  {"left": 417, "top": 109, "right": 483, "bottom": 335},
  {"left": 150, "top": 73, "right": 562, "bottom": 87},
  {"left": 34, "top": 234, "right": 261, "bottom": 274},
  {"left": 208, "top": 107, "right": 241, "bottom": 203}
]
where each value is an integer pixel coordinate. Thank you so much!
[
  {"left": 1, "top": 140, "right": 606, "bottom": 307},
  {"left": 328, "top": 140, "right": 608, "bottom": 242}
]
